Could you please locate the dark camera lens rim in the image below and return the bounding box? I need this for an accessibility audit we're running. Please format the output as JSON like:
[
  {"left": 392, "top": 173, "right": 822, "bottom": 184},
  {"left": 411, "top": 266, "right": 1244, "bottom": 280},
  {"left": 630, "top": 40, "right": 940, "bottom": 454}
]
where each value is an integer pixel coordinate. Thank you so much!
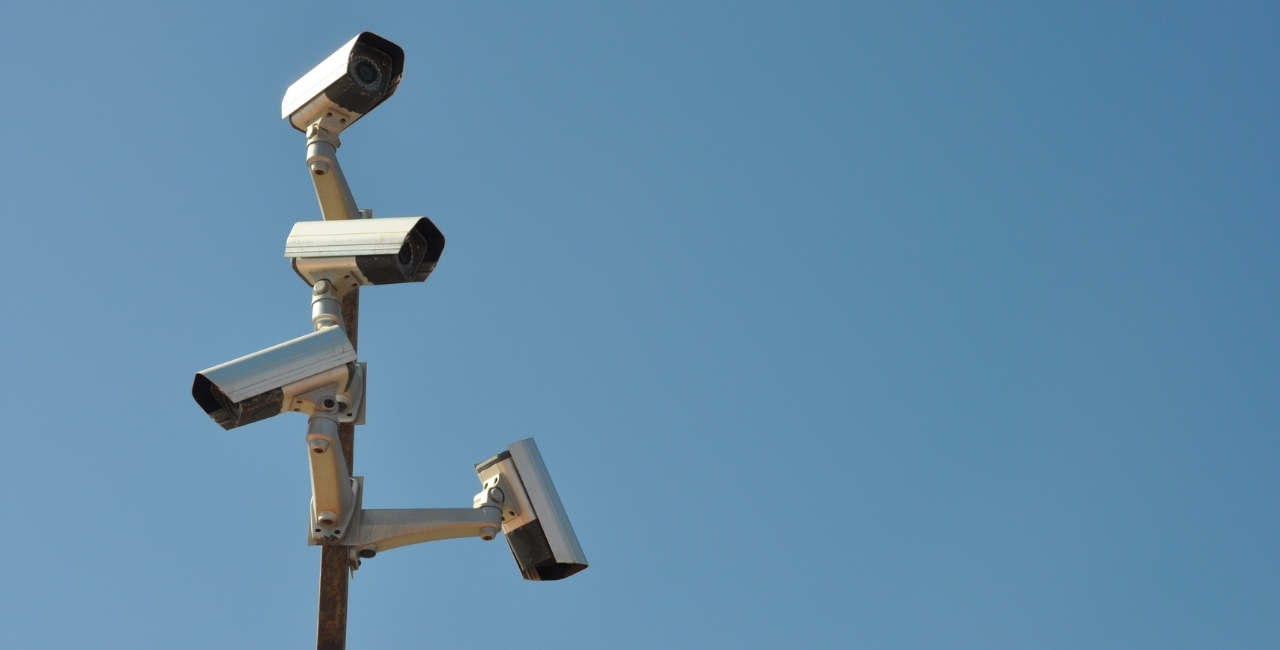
[
  {"left": 348, "top": 55, "right": 385, "bottom": 93},
  {"left": 356, "top": 61, "right": 378, "bottom": 83}
]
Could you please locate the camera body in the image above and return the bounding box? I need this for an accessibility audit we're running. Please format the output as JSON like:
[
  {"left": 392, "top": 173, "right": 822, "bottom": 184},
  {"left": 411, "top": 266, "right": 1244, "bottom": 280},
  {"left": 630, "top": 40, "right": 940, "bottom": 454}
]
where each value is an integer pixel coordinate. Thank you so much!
[
  {"left": 282, "top": 32, "right": 405, "bottom": 133},
  {"left": 192, "top": 326, "right": 359, "bottom": 430},
  {"left": 285, "top": 216, "right": 445, "bottom": 288},
  {"left": 475, "top": 438, "right": 588, "bottom": 581}
]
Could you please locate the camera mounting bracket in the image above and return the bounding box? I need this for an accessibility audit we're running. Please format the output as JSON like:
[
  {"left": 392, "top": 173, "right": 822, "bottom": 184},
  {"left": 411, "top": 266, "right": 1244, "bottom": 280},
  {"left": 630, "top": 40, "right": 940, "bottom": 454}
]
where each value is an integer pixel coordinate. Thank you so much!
[
  {"left": 305, "top": 392, "right": 362, "bottom": 542},
  {"left": 310, "top": 475, "right": 505, "bottom": 575},
  {"left": 306, "top": 123, "right": 361, "bottom": 222}
]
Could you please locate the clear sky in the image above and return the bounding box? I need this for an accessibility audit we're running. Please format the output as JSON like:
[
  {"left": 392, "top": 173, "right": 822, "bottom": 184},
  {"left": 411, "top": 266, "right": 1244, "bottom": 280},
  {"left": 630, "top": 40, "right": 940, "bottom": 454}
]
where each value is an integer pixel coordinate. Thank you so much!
[{"left": 2, "top": 2, "right": 1277, "bottom": 648}]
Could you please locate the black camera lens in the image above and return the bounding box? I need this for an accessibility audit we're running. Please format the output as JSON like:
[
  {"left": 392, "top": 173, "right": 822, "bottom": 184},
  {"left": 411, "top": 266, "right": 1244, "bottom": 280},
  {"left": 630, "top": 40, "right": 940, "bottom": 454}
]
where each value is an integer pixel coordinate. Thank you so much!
[
  {"left": 355, "top": 60, "right": 379, "bottom": 84},
  {"left": 397, "top": 242, "right": 414, "bottom": 266}
]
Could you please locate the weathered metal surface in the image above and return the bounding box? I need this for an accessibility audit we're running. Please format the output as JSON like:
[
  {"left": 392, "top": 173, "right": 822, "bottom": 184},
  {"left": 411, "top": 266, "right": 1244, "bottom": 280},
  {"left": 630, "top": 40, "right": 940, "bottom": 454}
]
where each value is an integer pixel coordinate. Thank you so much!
[
  {"left": 316, "top": 288, "right": 359, "bottom": 650},
  {"left": 316, "top": 545, "right": 350, "bottom": 650},
  {"left": 341, "top": 289, "right": 360, "bottom": 357}
]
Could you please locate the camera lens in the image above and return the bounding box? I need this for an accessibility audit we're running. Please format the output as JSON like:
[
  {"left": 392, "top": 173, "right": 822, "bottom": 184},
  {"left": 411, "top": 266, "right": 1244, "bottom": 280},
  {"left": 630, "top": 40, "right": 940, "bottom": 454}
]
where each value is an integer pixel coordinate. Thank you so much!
[
  {"left": 355, "top": 61, "right": 379, "bottom": 84},
  {"left": 397, "top": 242, "right": 414, "bottom": 265}
]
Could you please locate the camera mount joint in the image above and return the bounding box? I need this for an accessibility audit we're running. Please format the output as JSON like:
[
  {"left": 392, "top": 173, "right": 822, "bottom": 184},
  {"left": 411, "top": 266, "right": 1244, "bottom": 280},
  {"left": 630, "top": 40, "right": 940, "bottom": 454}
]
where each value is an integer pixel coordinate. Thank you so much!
[{"left": 311, "top": 279, "right": 346, "bottom": 329}]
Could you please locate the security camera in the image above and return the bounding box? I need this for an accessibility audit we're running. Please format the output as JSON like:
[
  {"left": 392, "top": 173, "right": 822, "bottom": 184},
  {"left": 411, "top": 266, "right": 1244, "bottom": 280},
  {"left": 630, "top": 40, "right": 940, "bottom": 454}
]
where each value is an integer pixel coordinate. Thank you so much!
[
  {"left": 285, "top": 216, "right": 445, "bottom": 289},
  {"left": 282, "top": 32, "right": 405, "bottom": 134},
  {"left": 281, "top": 33, "right": 412, "bottom": 222},
  {"left": 192, "top": 326, "right": 362, "bottom": 430},
  {"left": 474, "top": 438, "right": 588, "bottom": 581}
]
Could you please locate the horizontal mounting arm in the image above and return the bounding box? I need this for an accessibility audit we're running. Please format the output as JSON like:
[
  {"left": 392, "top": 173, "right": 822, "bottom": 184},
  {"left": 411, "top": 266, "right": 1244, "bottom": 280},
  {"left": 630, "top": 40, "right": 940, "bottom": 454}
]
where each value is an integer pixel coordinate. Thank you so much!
[{"left": 351, "top": 507, "right": 503, "bottom": 555}]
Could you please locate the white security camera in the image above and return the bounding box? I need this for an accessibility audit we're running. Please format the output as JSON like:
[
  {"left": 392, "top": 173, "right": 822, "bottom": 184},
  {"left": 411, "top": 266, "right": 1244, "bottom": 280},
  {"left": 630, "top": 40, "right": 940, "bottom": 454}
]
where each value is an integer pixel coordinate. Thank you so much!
[
  {"left": 282, "top": 32, "right": 410, "bottom": 222},
  {"left": 285, "top": 216, "right": 445, "bottom": 289},
  {"left": 192, "top": 326, "right": 362, "bottom": 430},
  {"left": 282, "top": 32, "right": 405, "bottom": 134},
  {"left": 474, "top": 438, "right": 588, "bottom": 581}
]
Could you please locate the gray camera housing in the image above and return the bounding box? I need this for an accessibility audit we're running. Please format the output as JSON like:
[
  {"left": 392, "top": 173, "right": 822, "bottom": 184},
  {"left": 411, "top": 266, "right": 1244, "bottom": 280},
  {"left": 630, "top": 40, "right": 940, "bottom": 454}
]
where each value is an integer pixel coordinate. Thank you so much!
[
  {"left": 282, "top": 32, "right": 405, "bottom": 133},
  {"left": 475, "top": 438, "right": 588, "bottom": 581}
]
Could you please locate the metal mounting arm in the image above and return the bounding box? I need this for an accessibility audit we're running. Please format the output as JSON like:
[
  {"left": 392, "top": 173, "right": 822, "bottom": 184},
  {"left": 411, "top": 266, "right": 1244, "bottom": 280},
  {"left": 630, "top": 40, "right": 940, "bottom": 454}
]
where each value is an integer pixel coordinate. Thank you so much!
[
  {"left": 307, "top": 407, "right": 357, "bottom": 540},
  {"left": 350, "top": 507, "right": 504, "bottom": 557},
  {"left": 306, "top": 123, "right": 360, "bottom": 221},
  {"left": 308, "top": 476, "right": 507, "bottom": 574}
]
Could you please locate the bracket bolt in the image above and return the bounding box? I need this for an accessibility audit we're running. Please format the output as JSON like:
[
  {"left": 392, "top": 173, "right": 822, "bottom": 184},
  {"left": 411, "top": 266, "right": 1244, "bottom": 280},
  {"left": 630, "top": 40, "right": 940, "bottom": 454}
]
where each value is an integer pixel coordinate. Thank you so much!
[
  {"left": 480, "top": 526, "right": 497, "bottom": 541},
  {"left": 313, "top": 280, "right": 330, "bottom": 295},
  {"left": 317, "top": 511, "right": 338, "bottom": 527},
  {"left": 309, "top": 438, "right": 330, "bottom": 454},
  {"left": 488, "top": 487, "right": 505, "bottom": 504}
]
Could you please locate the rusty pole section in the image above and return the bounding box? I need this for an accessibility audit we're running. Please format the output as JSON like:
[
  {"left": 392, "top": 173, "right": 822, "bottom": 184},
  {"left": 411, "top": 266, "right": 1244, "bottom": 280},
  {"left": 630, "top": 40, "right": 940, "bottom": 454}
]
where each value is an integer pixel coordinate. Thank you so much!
[{"left": 316, "top": 288, "right": 360, "bottom": 650}]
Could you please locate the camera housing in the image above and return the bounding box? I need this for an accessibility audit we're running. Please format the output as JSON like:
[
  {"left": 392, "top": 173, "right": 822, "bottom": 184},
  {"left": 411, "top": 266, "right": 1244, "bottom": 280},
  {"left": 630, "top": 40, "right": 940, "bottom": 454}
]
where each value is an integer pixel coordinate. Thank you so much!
[
  {"left": 192, "top": 326, "right": 359, "bottom": 430},
  {"left": 282, "top": 32, "right": 405, "bottom": 133},
  {"left": 285, "top": 216, "right": 445, "bottom": 288},
  {"left": 474, "top": 438, "right": 588, "bottom": 581}
]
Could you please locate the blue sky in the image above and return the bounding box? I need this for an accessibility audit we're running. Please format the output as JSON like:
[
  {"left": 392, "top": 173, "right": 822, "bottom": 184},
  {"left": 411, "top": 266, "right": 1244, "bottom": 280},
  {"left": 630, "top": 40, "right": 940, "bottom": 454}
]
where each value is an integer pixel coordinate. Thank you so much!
[{"left": 1, "top": 2, "right": 1277, "bottom": 648}]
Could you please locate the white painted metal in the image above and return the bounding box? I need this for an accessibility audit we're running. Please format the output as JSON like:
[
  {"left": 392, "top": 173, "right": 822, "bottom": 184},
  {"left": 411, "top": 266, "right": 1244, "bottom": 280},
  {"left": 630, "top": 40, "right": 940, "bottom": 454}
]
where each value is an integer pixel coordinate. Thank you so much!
[
  {"left": 307, "top": 414, "right": 356, "bottom": 539},
  {"left": 286, "top": 217, "right": 429, "bottom": 257},
  {"left": 197, "top": 326, "right": 355, "bottom": 403},
  {"left": 305, "top": 125, "right": 361, "bottom": 221},
  {"left": 311, "top": 280, "right": 345, "bottom": 331},
  {"left": 303, "top": 414, "right": 355, "bottom": 539},
  {"left": 351, "top": 507, "right": 503, "bottom": 554},
  {"left": 281, "top": 34, "right": 362, "bottom": 127},
  {"left": 310, "top": 477, "right": 365, "bottom": 547},
  {"left": 279, "top": 364, "right": 348, "bottom": 413},
  {"left": 293, "top": 257, "right": 365, "bottom": 289},
  {"left": 475, "top": 457, "right": 536, "bottom": 530}
]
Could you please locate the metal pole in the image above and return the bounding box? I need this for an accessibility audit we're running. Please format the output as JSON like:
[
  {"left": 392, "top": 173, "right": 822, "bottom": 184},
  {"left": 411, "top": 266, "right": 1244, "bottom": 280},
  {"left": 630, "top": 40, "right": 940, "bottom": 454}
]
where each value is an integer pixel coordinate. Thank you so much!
[{"left": 316, "top": 288, "right": 359, "bottom": 650}]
